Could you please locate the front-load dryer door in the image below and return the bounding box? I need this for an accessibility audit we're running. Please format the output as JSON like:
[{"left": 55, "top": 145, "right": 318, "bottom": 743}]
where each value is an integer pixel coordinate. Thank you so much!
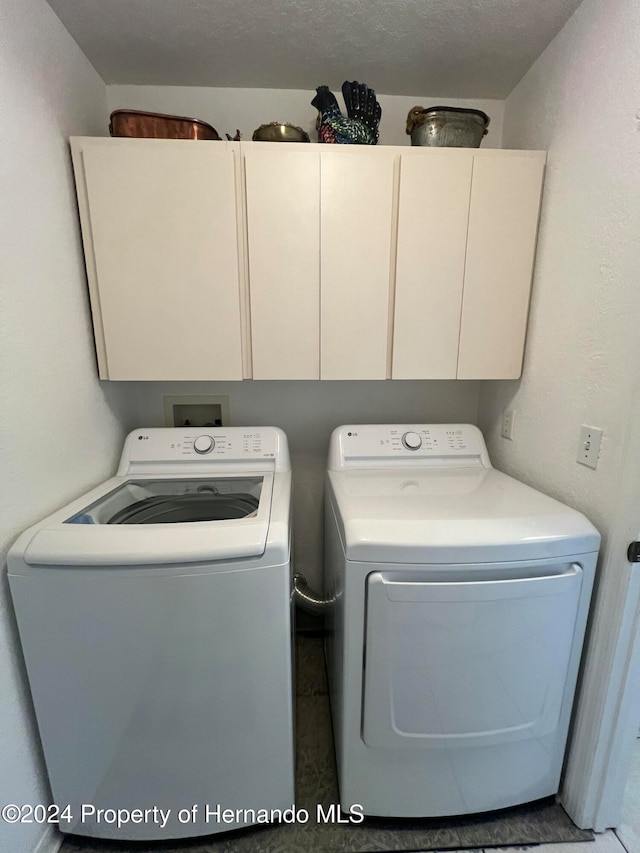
[{"left": 362, "top": 564, "right": 583, "bottom": 750}]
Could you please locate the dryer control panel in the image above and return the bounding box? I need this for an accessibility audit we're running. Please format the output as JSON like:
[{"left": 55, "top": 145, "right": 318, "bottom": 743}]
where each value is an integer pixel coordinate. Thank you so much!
[{"left": 327, "top": 424, "right": 491, "bottom": 470}]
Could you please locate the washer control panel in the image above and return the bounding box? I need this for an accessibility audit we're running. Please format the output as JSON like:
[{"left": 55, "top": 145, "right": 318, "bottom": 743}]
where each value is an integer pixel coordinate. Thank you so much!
[
  {"left": 328, "top": 424, "right": 490, "bottom": 470},
  {"left": 118, "top": 427, "right": 290, "bottom": 474}
]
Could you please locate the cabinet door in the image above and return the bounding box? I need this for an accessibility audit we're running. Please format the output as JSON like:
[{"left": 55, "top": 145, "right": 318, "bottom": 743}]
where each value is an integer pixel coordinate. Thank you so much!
[
  {"left": 74, "top": 140, "right": 243, "bottom": 381},
  {"left": 392, "top": 151, "right": 473, "bottom": 379},
  {"left": 320, "top": 149, "right": 396, "bottom": 380},
  {"left": 244, "top": 146, "right": 320, "bottom": 380},
  {"left": 457, "top": 153, "right": 545, "bottom": 379}
]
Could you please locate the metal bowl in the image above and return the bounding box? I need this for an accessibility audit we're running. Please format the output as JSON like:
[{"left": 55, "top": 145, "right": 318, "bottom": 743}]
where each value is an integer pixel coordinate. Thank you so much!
[
  {"left": 252, "top": 122, "right": 310, "bottom": 143},
  {"left": 408, "top": 106, "right": 490, "bottom": 148}
]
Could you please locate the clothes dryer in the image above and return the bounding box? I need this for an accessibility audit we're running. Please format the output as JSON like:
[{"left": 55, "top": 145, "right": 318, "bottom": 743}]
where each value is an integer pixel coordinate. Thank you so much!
[
  {"left": 9, "top": 427, "right": 294, "bottom": 840},
  {"left": 324, "top": 424, "right": 600, "bottom": 818}
]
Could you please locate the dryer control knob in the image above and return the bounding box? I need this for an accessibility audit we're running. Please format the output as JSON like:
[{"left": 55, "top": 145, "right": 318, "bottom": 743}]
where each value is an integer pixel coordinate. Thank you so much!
[
  {"left": 194, "top": 435, "right": 215, "bottom": 454},
  {"left": 402, "top": 431, "right": 422, "bottom": 451}
]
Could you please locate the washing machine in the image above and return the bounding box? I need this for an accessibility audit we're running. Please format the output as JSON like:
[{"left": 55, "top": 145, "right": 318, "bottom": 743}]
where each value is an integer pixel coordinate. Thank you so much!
[
  {"left": 8, "top": 427, "right": 294, "bottom": 841},
  {"left": 324, "top": 424, "right": 600, "bottom": 818}
]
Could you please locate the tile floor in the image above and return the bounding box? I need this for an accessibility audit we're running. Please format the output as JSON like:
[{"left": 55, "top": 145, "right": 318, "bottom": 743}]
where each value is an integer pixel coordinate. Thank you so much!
[{"left": 430, "top": 738, "right": 640, "bottom": 853}]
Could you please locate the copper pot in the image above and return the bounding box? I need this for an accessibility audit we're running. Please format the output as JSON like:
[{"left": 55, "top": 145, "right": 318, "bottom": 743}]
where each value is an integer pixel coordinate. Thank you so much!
[{"left": 109, "top": 109, "right": 221, "bottom": 140}]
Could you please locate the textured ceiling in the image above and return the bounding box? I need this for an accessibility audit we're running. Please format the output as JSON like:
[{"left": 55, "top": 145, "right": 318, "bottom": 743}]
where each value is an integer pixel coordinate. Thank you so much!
[{"left": 46, "top": 0, "right": 583, "bottom": 98}]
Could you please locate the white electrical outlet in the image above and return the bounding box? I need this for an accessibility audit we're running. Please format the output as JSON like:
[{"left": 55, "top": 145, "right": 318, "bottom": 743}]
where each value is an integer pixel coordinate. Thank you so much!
[
  {"left": 577, "top": 425, "right": 603, "bottom": 469},
  {"left": 502, "top": 409, "right": 515, "bottom": 440}
]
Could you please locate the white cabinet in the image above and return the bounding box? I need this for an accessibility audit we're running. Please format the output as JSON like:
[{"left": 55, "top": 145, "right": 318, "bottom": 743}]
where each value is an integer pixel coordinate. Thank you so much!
[
  {"left": 242, "top": 145, "right": 545, "bottom": 382},
  {"left": 244, "top": 145, "right": 320, "bottom": 380},
  {"left": 71, "top": 137, "right": 244, "bottom": 381},
  {"left": 243, "top": 143, "right": 396, "bottom": 380},
  {"left": 320, "top": 147, "right": 396, "bottom": 380},
  {"left": 392, "top": 148, "right": 545, "bottom": 380},
  {"left": 457, "top": 153, "right": 546, "bottom": 379},
  {"left": 71, "top": 138, "right": 545, "bottom": 383},
  {"left": 393, "top": 151, "right": 473, "bottom": 379}
]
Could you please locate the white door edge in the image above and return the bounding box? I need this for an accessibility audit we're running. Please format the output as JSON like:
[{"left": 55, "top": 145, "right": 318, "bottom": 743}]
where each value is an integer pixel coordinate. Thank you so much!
[{"left": 560, "top": 552, "right": 640, "bottom": 831}]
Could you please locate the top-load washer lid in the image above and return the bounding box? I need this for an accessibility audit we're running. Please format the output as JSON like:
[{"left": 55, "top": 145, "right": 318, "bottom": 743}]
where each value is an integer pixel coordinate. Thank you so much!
[
  {"left": 327, "top": 424, "right": 600, "bottom": 563},
  {"left": 65, "top": 477, "right": 262, "bottom": 525},
  {"left": 18, "top": 427, "right": 292, "bottom": 568},
  {"left": 22, "top": 473, "right": 274, "bottom": 566}
]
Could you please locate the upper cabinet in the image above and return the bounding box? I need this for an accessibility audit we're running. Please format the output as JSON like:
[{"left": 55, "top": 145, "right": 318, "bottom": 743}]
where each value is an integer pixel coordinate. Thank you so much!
[
  {"left": 319, "top": 147, "right": 396, "bottom": 380},
  {"left": 243, "top": 143, "right": 396, "bottom": 380},
  {"left": 393, "top": 150, "right": 473, "bottom": 379},
  {"left": 244, "top": 145, "right": 320, "bottom": 380},
  {"left": 71, "top": 138, "right": 545, "bottom": 382},
  {"left": 70, "top": 137, "right": 244, "bottom": 380},
  {"left": 457, "top": 153, "right": 546, "bottom": 379},
  {"left": 393, "top": 148, "right": 545, "bottom": 380}
]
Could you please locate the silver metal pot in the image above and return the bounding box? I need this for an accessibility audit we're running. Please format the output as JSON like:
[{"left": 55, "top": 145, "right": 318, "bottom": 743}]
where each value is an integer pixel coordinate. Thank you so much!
[{"left": 407, "top": 106, "right": 490, "bottom": 148}]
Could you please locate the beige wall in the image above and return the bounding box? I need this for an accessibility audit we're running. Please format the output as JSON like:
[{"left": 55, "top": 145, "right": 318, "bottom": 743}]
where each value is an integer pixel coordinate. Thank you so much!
[
  {"left": 477, "top": 0, "right": 640, "bottom": 825},
  {"left": 1, "top": 2, "right": 136, "bottom": 850}
]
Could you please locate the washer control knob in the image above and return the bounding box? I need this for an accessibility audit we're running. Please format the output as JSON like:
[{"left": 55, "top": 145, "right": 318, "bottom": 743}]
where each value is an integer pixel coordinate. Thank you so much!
[
  {"left": 402, "top": 431, "right": 422, "bottom": 451},
  {"left": 193, "top": 435, "right": 215, "bottom": 454}
]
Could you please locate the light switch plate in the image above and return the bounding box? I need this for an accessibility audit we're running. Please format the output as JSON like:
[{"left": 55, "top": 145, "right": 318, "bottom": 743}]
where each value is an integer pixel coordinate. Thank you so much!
[{"left": 577, "top": 425, "right": 602, "bottom": 469}]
